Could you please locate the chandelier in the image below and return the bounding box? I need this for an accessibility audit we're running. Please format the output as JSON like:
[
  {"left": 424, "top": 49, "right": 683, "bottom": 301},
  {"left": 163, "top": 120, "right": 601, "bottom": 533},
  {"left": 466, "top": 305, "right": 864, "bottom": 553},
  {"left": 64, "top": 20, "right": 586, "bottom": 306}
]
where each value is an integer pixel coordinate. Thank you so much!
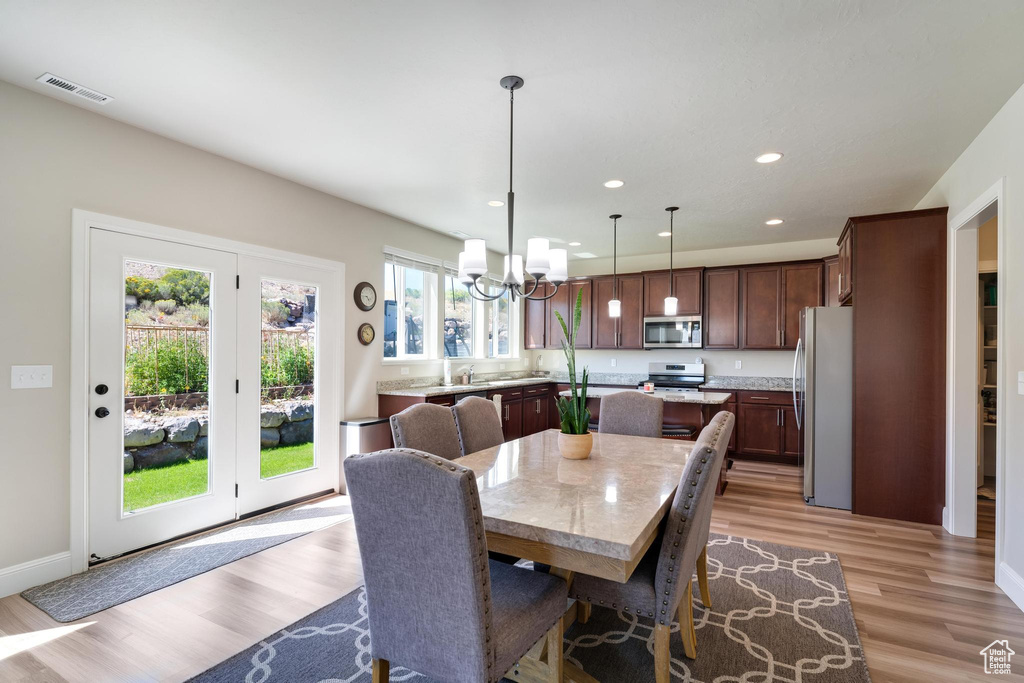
[{"left": 458, "top": 75, "right": 568, "bottom": 301}]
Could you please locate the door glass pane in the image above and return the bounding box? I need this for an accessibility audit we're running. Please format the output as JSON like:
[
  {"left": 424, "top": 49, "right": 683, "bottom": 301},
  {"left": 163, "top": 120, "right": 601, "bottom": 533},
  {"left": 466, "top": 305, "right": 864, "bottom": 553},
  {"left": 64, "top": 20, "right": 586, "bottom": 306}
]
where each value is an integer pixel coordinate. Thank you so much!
[
  {"left": 260, "top": 279, "right": 316, "bottom": 478},
  {"left": 444, "top": 274, "right": 473, "bottom": 357},
  {"left": 123, "top": 261, "right": 211, "bottom": 512}
]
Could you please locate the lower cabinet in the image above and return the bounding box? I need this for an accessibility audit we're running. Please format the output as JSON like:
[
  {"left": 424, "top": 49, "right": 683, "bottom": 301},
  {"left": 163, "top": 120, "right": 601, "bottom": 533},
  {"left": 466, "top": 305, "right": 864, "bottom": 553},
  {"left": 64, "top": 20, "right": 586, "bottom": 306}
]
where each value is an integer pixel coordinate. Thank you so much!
[
  {"left": 735, "top": 391, "right": 800, "bottom": 462},
  {"left": 522, "top": 386, "right": 550, "bottom": 436},
  {"left": 737, "top": 403, "right": 782, "bottom": 456},
  {"left": 500, "top": 398, "right": 523, "bottom": 441},
  {"left": 782, "top": 405, "right": 800, "bottom": 459}
]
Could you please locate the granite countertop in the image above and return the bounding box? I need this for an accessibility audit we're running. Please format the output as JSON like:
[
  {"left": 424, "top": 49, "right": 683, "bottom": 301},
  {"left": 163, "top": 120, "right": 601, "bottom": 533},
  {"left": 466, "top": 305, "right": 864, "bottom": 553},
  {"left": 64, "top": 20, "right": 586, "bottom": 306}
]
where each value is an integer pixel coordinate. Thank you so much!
[
  {"left": 378, "top": 377, "right": 556, "bottom": 398},
  {"left": 559, "top": 387, "right": 732, "bottom": 405},
  {"left": 699, "top": 375, "right": 793, "bottom": 392}
]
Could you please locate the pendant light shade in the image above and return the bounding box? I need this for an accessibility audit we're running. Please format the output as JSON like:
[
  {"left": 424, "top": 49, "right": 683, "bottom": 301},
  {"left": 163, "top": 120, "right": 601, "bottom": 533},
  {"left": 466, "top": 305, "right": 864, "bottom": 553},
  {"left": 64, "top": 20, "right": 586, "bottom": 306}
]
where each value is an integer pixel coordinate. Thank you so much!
[
  {"left": 525, "top": 238, "right": 550, "bottom": 275},
  {"left": 457, "top": 252, "right": 473, "bottom": 284},
  {"left": 464, "top": 238, "right": 489, "bottom": 276},
  {"left": 547, "top": 249, "right": 568, "bottom": 284},
  {"left": 608, "top": 213, "right": 622, "bottom": 318},
  {"left": 663, "top": 207, "right": 679, "bottom": 315}
]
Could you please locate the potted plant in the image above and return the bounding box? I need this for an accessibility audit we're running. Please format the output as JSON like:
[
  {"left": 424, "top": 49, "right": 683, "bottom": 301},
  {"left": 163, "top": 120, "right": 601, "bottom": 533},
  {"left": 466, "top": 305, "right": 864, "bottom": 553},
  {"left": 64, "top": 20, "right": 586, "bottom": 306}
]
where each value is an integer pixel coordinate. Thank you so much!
[{"left": 554, "top": 289, "right": 593, "bottom": 459}]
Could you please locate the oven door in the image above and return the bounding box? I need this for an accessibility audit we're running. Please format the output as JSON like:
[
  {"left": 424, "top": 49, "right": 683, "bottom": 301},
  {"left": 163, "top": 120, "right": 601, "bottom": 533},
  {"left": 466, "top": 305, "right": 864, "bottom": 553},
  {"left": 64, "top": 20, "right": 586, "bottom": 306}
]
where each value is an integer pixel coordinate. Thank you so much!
[{"left": 643, "top": 316, "right": 702, "bottom": 348}]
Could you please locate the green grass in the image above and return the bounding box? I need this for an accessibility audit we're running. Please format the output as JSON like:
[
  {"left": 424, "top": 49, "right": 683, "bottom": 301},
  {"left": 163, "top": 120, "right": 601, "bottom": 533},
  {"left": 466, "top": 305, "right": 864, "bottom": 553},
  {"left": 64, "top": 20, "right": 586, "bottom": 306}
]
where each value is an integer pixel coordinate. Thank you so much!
[
  {"left": 261, "top": 442, "right": 315, "bottom": 479},
  {"left": 122, "top": 442, "right": 315, "bottom": 511},
  {"left": 123, "top": 458, "right": 209, "bottom": 512}
]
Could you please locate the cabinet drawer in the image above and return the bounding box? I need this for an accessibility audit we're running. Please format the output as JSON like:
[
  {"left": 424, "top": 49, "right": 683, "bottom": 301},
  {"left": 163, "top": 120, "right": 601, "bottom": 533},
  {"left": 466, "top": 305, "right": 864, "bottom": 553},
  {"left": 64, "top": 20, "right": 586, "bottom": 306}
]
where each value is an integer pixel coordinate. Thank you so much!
[
  {"left": 524, "top": 385, "right": 550, "bottom": 396},
  {"left": 487, "top": 387, "right": 524, "bottom": 401},
  {"left": 426, "top": 395, "right": 456, "bottom": 407},
  {"left": 737, "top": 390, "right": 791, "bottom": 406}
]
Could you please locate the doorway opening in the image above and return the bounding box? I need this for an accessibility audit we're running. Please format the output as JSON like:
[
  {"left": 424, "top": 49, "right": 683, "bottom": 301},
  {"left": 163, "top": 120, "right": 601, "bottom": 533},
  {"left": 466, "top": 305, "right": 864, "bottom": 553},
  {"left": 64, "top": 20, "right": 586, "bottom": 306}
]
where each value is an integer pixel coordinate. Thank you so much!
[{"left": 977, "top": 217, "right": 998, "bottom": 554}]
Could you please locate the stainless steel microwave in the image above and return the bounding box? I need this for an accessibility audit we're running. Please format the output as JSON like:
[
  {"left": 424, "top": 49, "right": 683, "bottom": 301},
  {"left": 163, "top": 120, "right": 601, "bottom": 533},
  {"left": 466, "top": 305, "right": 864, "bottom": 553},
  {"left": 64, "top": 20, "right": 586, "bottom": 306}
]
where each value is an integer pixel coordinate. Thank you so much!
[{"left": 643, "top": 315, "right": 702, "bottom": 348}]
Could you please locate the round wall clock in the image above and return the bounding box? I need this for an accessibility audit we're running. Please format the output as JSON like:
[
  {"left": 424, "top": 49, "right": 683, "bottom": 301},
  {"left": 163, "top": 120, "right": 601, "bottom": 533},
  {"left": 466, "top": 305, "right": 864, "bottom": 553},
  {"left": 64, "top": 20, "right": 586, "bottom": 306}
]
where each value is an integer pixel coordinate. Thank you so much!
[
  {"left": 354, "top": 281, "right": 377, "bottom": 311},
  {"left": 357, "top": 322, "right": 375, "bottom": 346}
]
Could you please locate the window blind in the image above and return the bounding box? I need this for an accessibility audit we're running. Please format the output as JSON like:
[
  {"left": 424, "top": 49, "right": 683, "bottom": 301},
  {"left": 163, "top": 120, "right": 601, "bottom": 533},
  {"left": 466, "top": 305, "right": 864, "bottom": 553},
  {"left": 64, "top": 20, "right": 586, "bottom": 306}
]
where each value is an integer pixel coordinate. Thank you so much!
[{"left": 384, "top": 249, "right": 440, "bottom": 274}]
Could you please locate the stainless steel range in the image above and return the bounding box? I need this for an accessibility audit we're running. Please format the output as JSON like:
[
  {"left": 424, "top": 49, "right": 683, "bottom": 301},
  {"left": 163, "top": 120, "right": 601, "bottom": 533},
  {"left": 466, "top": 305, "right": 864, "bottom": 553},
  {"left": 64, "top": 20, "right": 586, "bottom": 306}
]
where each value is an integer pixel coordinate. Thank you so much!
[{"left": 638, "top": 362, "right": 706, "bottom": 393}]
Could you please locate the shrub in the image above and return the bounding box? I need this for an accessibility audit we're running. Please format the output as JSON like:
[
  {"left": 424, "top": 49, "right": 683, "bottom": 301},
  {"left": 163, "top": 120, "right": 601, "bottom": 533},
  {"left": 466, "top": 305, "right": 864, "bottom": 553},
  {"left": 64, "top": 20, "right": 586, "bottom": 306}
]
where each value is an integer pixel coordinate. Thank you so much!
[
  {"left": 162, "top": 269, "right": 210, "bottom": 306},
  {"left": 125, "top": 336, "right": 209, "bottom": 395},
  {"left": 155, "top": 299, "right": 177, "bottom": 314},
  {"left": 261, "top": 339, "right": 314, "bottom": 388},
  {"left": 126, "top": 276, "right": 158, "bottom": 299},
  {"left": 262, "top": 300, "right": 290, "bottom": 326},
  {"left": 126, "top": 308, "right": 152, "bottom": 326}
]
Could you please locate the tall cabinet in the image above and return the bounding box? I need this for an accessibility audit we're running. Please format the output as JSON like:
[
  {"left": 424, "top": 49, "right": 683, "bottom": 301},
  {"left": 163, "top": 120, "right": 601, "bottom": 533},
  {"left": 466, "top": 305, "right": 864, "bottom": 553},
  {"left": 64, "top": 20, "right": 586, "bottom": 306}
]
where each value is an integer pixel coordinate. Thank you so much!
[{"left": 846, "top": 208, "right": 947, "bottom": 525}]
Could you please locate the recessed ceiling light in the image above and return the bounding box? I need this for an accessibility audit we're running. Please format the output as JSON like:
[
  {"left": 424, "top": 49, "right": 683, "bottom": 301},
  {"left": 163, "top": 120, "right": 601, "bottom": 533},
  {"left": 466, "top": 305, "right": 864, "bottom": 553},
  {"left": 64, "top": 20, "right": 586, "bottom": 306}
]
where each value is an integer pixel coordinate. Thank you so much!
[
  {"left": 765, "top": 218, "right": 784, "bottom": 225},
  {"left": 573, "top": 252, "right": 597, "bottom": 259},
  {"left": 603, "top": 180, "right": 625, "bottom": 188},
  {"left": 449, "top": 230, "right": 471, "bottom": 239},
  {"left": 568, "top": 241, "right": 582, "bottom": 246},
  {"left": 488, "top": 200, "right": 505, "bottom": 207},
  {"left": 755, "top": 152, "right": 783, "bottom": 164},
  {"left": 658, "top": 231, "right": 672, "bottom": 237}
]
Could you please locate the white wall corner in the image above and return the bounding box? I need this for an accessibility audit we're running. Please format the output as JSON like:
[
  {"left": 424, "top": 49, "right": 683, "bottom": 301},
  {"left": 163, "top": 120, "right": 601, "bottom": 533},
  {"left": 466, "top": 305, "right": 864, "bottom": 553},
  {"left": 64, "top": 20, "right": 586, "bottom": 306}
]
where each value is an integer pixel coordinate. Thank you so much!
[
  {"left": 942, "top": 506, "right": 950, "bottom": 532},
  {"left": 996, "top": 561, "right": 1024, "bottom": 613},
  {"left": 0, "top": 552, "right": 72, "bottom": 599}
]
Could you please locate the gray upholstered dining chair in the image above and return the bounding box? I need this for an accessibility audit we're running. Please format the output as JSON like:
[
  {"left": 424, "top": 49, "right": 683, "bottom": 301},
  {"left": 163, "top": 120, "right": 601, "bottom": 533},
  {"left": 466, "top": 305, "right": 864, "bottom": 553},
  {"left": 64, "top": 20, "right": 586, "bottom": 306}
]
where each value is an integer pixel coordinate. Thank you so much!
[
  {"left": 571, "top": 411, "right": 734, "bottom": 682},
  {"left": 344, "top": 448, "right": 569, "bottom": 683},
  {"left": 598, "top": 391, "right": 664, "bottom": 438},
  {"left": 452, "top": 395, "right": 505, "bottom": 456},
  {"left": 389, "top": 402, "right": 463, "bottom": 460}
]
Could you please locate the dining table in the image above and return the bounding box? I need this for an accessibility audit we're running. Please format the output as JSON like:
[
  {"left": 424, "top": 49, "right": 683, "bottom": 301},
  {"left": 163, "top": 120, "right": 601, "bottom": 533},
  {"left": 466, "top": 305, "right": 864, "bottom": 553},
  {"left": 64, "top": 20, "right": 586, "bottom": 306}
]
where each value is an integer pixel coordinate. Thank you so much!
[{"left": 457, "top": 428, "right": 696, "bottom": 683}]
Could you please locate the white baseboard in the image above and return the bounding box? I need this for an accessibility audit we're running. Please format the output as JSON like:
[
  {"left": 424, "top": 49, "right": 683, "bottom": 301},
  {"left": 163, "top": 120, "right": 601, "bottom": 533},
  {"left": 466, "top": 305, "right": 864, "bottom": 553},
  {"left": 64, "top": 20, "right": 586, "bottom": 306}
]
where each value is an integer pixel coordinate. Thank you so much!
[
  {"left": 942, "top": 506, "right": 950, "bottom": 532},
  {"left": 997, "top": 561, "right": 1024, "bottom": 613},
  {"left": 0, "top": 552, "right": 72, "bottom": 599}
]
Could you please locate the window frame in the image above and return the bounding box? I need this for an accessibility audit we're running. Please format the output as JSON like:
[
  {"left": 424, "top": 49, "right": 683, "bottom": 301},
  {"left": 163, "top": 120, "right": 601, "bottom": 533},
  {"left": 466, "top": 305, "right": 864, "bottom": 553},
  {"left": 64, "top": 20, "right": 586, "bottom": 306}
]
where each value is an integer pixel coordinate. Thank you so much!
[
  {"left": 382, "top": 248, "right": 439, "bottom": 362},
  {"left": 442, "top": 267, "right": 475, "bottom": 359}
]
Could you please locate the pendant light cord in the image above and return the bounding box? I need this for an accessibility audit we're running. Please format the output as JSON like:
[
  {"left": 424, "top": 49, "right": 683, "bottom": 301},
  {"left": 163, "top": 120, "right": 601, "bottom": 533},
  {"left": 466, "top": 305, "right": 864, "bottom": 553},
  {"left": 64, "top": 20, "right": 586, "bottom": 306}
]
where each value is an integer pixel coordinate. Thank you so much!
[
  {"left": 669, "top": 209, "right": 675, "bottom": 297},
  {"left": 613, "top": 216, "right": 618, "bottom": 299},
  {"left": 507, "top": 86, "right": 515, "bottom": 258}
]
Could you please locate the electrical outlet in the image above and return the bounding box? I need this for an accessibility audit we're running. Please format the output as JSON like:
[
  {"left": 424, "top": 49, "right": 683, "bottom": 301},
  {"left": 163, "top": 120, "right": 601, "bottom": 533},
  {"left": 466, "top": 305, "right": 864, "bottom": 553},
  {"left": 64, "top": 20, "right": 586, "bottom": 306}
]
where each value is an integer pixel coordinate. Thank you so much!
[
  {"left": 400, "top": 367, "right": 409, "bottom": 375},
  {"left": 1018, "top": 370, "right": 1024, "bottom": 396},
  {"left": 500, "top": 363, "right": 506, "bottom": 370},
  {"left": 537, "top": 354, "right": 544, "bottom": 367},
  {"left": 735, "top": 360, "right": 742, "bottom": 370},
  {"left": 610, "top": 358, "right": 616, "bottom": 367},
  {"left": 695, "top": 356, "right": 703, "bottom": 364},
  {"left": 11, "top": 365, "right": 53, "bottom": 389}
]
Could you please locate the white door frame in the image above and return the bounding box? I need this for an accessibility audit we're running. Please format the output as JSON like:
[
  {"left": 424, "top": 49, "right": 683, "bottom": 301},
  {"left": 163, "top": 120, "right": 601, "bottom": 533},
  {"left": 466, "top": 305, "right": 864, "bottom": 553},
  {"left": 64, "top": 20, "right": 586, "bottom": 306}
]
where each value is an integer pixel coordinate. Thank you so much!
[
  {"left": 944, "top": 179, "right": 1006, "bottom": 562},
  {"left": 70, "top": 209, "right": 345, "bottom": 574}
]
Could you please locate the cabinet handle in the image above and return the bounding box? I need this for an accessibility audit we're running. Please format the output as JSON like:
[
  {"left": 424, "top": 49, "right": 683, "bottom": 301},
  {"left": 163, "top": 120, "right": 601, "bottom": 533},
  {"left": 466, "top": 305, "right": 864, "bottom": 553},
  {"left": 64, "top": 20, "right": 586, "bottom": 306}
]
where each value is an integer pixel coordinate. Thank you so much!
[
  {"left": 750, "top": 396, "right": 770, "bottom": 401},
  {"left": 839, "top": 272, "right": 843, "bottom": 292},
  {"left": 777, "top": 409, "right": 781, "bottom": 426}
]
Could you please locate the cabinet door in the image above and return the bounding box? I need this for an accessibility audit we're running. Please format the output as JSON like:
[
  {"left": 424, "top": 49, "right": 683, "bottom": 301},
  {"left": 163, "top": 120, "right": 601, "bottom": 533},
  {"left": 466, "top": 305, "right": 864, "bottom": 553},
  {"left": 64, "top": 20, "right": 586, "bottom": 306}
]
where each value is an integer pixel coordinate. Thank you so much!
[
  {"left": 703, "top": 268, "right": 740, "bottom": 349},
  {"left": 837, "top": 226, "right": 853, "bottom": 303},
  {"left": 643, "top": 268, "right": 703, "bottom": 316},
  {"left": 545, "top": 283, "right": 570, "bottom": 349},
  {"left": 523, "top": 396, "right": 547, "bottom": 435},
  {"left": 781, "top": 263, "right": 823, "bottom": 349},
  {"left": 523, "top": 282, "right": 547, "bottom": 349},
  {"left": 741, "top": 266, "right": 782, "bottom": 349},
  {"left": 823, "top": 257, "right": 840, "bottom": 307},
  {"left": 737, "top": 404, "right": 781, "bottom": 456},
  {"left": 617, "top": 274, "right": 645, "bottom": 349},
  {"left": 591, "top": 277, "right": 618, "bottom": 349},
  {"left": 502, "top": 399, "right": 523, "bottom": 441},
  {"left": 570, "top": 279, "right": 593, "bottom": 349},
  {"left": 781, "top": 405, "right": 800, "bottom": 459},
  {"left": 723, "top": 400, "right": 738, "bottom": 452}
]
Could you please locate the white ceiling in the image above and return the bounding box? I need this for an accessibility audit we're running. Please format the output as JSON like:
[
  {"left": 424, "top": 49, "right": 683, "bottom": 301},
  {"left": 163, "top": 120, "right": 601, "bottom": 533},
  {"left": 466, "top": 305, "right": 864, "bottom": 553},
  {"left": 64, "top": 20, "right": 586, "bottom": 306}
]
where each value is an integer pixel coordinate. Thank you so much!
[{"left": 3, "top": 1, "right": 1024, "bottom": 260}]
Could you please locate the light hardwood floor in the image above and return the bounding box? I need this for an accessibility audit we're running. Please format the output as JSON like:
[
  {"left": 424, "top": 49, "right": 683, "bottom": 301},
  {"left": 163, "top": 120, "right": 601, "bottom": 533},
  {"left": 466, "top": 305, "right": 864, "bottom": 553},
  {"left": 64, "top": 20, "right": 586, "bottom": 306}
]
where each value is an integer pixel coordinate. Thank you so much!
[{"left": 1, "top": 461, "right": 1021, "bottom": 682}]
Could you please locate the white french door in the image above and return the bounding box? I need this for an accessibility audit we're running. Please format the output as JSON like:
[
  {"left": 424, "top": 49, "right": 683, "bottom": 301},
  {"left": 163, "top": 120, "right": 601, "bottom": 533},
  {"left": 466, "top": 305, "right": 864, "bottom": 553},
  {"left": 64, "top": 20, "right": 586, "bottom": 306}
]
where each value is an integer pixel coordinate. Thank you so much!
[
  {"left": 86, "top": 227, "right": 342, "bottom": 562},
  {"left": 235, "top": 256, "right": 340, "bottom": 515},
  {"left": 88, "top": 229, "right": 238, "bottom": 560}
]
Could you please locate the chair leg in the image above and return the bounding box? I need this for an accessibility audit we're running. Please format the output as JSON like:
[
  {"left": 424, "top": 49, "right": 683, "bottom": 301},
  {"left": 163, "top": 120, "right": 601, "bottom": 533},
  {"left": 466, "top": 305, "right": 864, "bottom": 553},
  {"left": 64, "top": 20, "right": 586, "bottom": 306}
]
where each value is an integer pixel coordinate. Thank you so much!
[
  {"left": 697, "top": 546, "right": 711, "bottom": 609},
  {"left": 677, "top": 582, "right": 697, "bottom": 659},
  {"left": 653, "top": 623, "right": 671, "bottom": 683},
  {"left": 578, "top": 600, "right": 592, "bottom": 624},
  {"left": 372, "top": 658, "right": 389, "bottom": 682},
  {"left": 544, "top": 619, "right": 563, "bottom": 683}
]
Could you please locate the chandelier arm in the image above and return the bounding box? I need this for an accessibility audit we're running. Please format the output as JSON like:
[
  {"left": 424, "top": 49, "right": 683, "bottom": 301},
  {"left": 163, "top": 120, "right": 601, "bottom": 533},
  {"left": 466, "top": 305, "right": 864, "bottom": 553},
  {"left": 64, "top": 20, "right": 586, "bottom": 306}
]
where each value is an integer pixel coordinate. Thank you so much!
[
  {"left": 522, "top": 280, "right": 562, "bottom": 301},
  {"left": 467, "top": 278, "right": 507, "bottom": 302}
]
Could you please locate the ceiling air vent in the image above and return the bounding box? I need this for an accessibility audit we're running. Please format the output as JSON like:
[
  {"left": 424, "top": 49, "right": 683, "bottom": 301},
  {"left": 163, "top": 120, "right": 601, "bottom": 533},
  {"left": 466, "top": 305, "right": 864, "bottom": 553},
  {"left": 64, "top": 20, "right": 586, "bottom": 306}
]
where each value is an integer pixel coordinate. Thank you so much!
[{"left": 36, "top": 72, "right": 113, "bottom": 105}]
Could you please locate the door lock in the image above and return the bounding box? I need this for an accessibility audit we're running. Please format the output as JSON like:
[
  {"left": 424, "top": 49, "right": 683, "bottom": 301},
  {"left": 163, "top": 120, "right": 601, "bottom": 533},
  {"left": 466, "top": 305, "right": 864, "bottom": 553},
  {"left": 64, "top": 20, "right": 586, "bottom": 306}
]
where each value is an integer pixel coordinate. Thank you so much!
[
  {"left": 95, "top": 407, "right": 110, "bottom": 418},
  {"left": 95, "top": 383, "right": 109, "bottom": 395}
]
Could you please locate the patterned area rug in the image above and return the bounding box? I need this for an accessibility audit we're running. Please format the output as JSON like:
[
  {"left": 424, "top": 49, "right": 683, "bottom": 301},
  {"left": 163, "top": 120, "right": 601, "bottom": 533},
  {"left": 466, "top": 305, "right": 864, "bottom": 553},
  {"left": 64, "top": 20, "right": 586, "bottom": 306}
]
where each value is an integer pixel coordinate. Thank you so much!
[
  {"left": 23, "top": 497, "right": 351, "bottom": 623},
  {"left": 190, "top": 534, "right": 869, "bottom": 682}
]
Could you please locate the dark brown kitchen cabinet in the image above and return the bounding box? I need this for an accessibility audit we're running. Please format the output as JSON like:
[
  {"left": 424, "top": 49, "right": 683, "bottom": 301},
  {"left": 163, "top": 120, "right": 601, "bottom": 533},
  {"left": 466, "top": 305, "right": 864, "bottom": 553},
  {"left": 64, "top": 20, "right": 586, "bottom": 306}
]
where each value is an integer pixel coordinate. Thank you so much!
[
  {"left": 546, "top": 279, "right": 592, "bottom": 349},
  {"left": 522, "top": 386, "right": 549, "bottom": 436},
  {"left": 643, "top": 268, "right": 703, "bottom": 317},
  {"left": 591, "top": 274, "right": 644, "bottom": 349},
  {"left": 837, "top": 225, "right": 853, "bottom": 304},
  {"left": 523, "top": 281, "right": 548, "bottom": 349},
  {"left": 823, "top": 256, "right": 840, "bottom": 307},
  {"left": 781, "top": 263, "right": 823, "bottom": 349},
  {"left": 703, "top": 268, "right": 740, "bottom": 349},
  {"left": 502, "top": 398, "right": 523, "bottom": 440},
  {"left": 741, "top": 266, "right": 782, "bottom": 349},
  {"left": 737, "top": 403, "right": 782, "bottom": 456},
  {"left": 782, "top": 405, "right": 800, "bottom": 459}
]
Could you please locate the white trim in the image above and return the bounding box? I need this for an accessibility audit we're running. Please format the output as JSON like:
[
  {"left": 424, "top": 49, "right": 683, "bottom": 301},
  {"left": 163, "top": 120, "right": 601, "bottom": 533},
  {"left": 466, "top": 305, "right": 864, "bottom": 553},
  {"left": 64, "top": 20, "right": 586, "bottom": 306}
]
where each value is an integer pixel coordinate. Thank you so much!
[
  {"left": 943, "top": 179, "right": 1007, "bottom": 582},
  {"left": 70, "top": 209, "right": 346, "bottom": 572},
  {"left": 0, "top": 552, "right": 72, "bottom": 599},
  {"left": 382, "top": 244, "right": 443, "bottom": 268},
  {"left": 997, "top": 562, "right": 1024, "bottom": 612}
]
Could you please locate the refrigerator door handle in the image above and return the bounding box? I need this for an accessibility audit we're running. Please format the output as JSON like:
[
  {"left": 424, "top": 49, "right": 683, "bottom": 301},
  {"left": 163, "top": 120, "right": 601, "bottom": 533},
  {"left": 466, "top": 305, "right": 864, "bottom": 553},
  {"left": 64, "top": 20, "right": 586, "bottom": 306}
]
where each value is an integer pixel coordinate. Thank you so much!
[{"left": 792, "top": 337, "right": 802, "bottom": 429}]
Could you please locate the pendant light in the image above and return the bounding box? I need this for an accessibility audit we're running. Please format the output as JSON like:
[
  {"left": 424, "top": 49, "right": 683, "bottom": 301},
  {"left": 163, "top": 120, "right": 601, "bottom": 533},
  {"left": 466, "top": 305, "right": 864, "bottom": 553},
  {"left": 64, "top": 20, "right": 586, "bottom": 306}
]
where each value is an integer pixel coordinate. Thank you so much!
[
  {"left": 608, "top": 214, "right": 622, "bottom": 318},
  {"left": 458, "top": 75, "right": 566, "bottom": 301},
  {"left": 664, "top": 206, "right": 679, "bottom": 316}
]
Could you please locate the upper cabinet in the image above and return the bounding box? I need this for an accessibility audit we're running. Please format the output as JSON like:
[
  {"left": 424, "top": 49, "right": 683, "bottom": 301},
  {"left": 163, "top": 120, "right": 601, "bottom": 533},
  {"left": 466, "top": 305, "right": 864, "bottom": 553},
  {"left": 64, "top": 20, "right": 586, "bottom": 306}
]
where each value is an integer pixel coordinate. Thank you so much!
[
  {"left": 523, "top": 281, "right": 547, "bottom": 349},
  {"left": 837, "top": 223, "right": 853, "bottom": 304},
  {"left": 643, "top": 268, "right": 703, "bottom": 317},
  {"left": 823, "top": 256, "right": 841, "bottom": 307},
  {"left": 546, "top": 279, "right": 592, "bottom": 349},
  {"left": 741, "top": 262, "right": 823, "bottom": 350},
  {"left": 703, "top": 268, "right": 740, "bottom": 349},
  {"left": 592, "top": 274, "right": 644, "bottom": 349}
]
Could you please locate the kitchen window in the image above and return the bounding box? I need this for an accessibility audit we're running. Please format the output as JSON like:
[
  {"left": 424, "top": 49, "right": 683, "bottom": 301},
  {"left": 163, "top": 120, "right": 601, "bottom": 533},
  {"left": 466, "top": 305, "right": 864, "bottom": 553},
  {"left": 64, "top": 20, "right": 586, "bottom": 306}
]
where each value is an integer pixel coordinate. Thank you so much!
[
  {"left": 487, "top": 282, "right": 514, "bottom": 358},
  {"left": 383, "top": 250, "right": 438, "bottom": 360},
  {"left": 443, "top": 268, "right": 474, "bottom": 358}
]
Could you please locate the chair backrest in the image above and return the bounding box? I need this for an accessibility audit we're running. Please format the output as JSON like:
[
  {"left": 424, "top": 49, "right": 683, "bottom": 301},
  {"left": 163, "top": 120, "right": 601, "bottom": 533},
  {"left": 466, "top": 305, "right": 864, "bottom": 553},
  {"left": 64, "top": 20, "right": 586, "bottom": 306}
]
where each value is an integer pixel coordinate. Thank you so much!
[
  {"left": 452, "top": 396, "right": 505, "bottom": 456},
  {"left": 693, "top": 411, "right": 735, "bottom": 550},
  {"left": 598, "top": 391, "right": 664, "bottom": 438},
  {"left": 389, "top": 403, "right": 463, "bottom": 460},
  {"left": 651, "top": 411, "right": 732, "bottom": 625},
  {"left": 344, "top": 448, "right": 494, "bottom": 681}
]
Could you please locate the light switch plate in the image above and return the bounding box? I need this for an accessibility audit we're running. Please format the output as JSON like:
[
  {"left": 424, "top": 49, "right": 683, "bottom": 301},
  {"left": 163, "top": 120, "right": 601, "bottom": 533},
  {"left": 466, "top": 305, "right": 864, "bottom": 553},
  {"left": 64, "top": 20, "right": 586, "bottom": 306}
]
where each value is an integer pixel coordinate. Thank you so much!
[
  {"left": 500, "top": 363, "right": 506, "bottom": 370},
  {"left": 1018, "top": 370, "right": 1024, "bottom": 395},
  {"left": 610, "top": 358, "right": 616, "bottom": 367},
  {"left": 735, "top": 360, "right": 742, "bottom": 369},
  {"left": 11, "top": 365, "right": 53, "bottom": 389},
  {"left": 400, "top": 367, "right": 409, "bottom": 375}
]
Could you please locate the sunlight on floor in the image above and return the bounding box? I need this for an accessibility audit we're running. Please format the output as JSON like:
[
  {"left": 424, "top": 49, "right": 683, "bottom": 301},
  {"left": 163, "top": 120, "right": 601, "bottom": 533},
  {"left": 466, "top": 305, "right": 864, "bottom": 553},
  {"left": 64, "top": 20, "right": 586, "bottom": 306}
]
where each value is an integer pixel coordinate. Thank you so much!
[
  {"left": 0, "top": 622, "right": 94, "bottom": 662},
  {"left": 174, "top": 497, "right": 352, "bottom": 549}
]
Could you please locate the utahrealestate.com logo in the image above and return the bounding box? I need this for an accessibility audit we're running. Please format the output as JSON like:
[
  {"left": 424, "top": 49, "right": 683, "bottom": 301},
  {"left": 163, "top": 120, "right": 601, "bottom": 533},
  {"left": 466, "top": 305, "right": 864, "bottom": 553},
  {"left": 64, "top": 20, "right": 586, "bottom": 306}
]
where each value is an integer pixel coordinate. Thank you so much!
[{"left": 980, "top": 640, "right": 1015, "bottom": 675}]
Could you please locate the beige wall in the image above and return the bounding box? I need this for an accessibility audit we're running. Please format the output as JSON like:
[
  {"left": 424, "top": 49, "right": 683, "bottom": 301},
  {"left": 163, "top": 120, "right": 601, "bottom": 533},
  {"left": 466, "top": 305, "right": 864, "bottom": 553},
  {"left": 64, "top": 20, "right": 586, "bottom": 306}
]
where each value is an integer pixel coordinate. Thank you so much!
[
  {"left": 916, "top": 81, "right": 1024, "bottom": 600},
  {"left": 979, "top": 216, "right": 998, "bottom": 265},
  {"left": 0, "top": 81, "right": 514, "bottom": 570}
]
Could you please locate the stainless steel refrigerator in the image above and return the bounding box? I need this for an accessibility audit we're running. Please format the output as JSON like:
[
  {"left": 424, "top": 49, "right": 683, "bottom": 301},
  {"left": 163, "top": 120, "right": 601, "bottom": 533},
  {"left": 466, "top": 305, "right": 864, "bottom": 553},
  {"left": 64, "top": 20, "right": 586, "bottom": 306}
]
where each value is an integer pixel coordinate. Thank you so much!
[{"left": 795, "top": 306, "right": 852, "bottom": 510}]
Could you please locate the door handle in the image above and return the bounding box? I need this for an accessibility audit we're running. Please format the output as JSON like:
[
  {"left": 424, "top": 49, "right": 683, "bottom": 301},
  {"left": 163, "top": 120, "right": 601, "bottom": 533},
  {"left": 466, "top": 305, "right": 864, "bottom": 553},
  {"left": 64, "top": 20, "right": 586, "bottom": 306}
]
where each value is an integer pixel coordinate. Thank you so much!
[
  {"left": 95, "top": 407, "right": 110, "bottom": 418},
  {"left": 95, "top": 384, "right": 109, "bottom": 395}
]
